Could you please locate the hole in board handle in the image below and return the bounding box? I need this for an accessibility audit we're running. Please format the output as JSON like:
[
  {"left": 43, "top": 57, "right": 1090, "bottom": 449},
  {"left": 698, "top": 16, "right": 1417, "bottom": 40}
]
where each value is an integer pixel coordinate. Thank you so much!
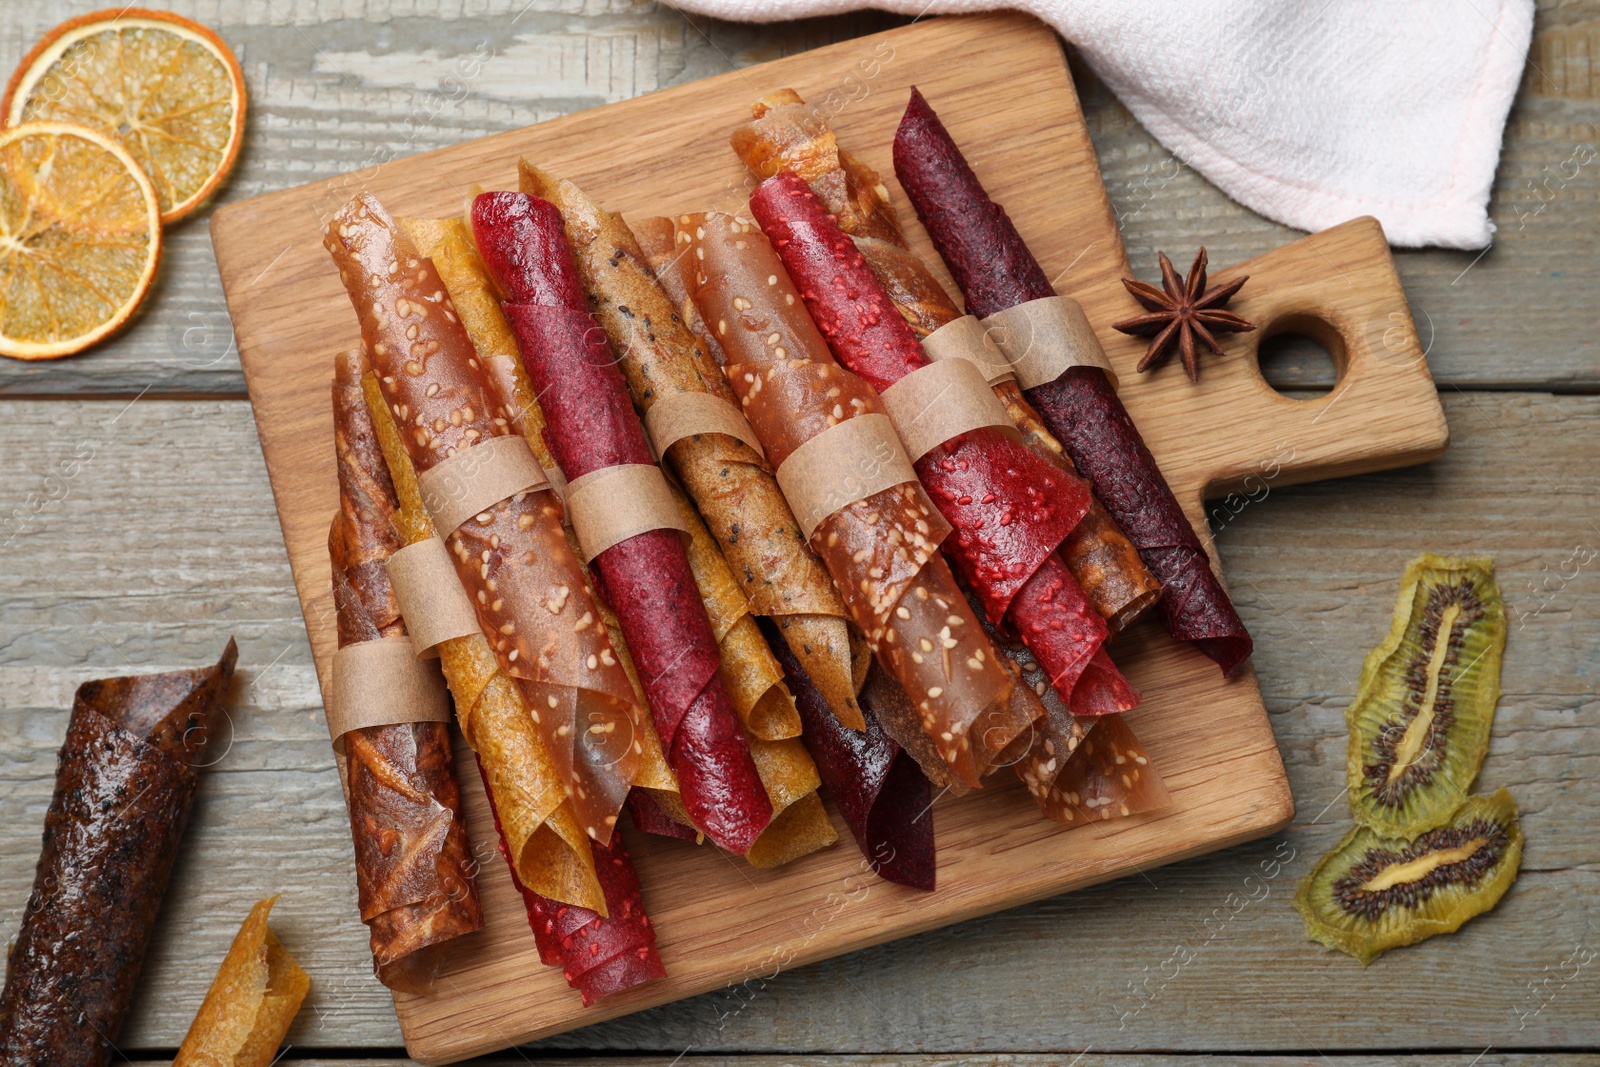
[{"left": 1254, "top": 313, "right": 1343, "bottom": 399}]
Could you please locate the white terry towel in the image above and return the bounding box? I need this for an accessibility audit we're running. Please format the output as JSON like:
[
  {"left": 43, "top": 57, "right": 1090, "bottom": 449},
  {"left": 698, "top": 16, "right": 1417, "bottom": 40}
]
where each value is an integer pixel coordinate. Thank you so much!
[{"left": 672, "top": 0, "right": 1534, "bottom": 249}]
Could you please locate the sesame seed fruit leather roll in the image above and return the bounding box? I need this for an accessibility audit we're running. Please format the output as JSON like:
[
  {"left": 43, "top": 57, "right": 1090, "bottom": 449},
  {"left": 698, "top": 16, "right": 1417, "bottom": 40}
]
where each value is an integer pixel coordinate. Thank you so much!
[
  {"left": 729, "top": 90, "right": 1163, "bottom": 637},
  {"left": 760, "top": 617, "right": 936, "bottom": 889},
  {"left": 471, "top": 191, "right": 773, "bottom": 854},
  {"left": 328, "top": 349, "right": 482, "bottom": 992},
  {"left": 519, "top": 163, "right": 866, "bottom": 733},
  {"left": 892, "top": 88, "right": 1252, "bottom": 677},
  {"left": 679, "top": 211, "right": 1040, "bottom": 788},
  {"left": 398, "top": 214, "right": 691, "bottom": 838},
  {"left": 476, "top": 759, "right": 666, "bottom": 1005},
  {"left": 0, "top": 642, "right": 235, "bottom": 1067},
  {"left": 749, "top": 174, "right": 1139, "bottom": 720}
]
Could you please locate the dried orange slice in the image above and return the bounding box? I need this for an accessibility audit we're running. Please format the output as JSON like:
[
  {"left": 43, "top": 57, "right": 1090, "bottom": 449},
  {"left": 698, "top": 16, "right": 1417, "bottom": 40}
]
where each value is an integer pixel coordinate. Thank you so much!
[
  {"left": 4, "top": 8, "right": 246, "bottom": 223},
  {"left": 0, "top": 122, "right": 161, "bottom": 360}
]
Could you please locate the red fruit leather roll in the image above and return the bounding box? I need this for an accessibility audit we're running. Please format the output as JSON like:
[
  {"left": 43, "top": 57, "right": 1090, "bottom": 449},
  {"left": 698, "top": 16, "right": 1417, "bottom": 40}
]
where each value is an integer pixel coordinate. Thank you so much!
[
  {"left": 329, "top": 352, "right": 483, "bottom": 992},
  {"left": 891, "top": 87, "right": 1252, "bottom": 676},
  {"left": 758, "top": 617, "right": 935, "bottom": 889},
  {"left": 0, "top": 642, "right": 236, "bottom": 1067},
  {"left": 677, "top": 211, "right": 1038, "bottom": 787},
  {"left": 471, "top": 191, "right": 772, "bottom": 854},
  {"left": 325, "top": 194, "right": 648, "bottom": 847},
  {"left": 750, "top": 172, "right": 1134, "bottom": 709},
  {"left": 476, "top": 759, "right": 665, "bottom": 1005}
]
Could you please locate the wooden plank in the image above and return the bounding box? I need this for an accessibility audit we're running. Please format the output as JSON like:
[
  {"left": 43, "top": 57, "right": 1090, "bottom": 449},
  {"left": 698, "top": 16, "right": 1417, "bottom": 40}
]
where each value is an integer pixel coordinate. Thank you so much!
[
  {"left": 0, "top": 0, "right": 1595, "bottom": 395},
  {"left": 2, "top": 392, "right": 1594, "bottom": 1054},
  {"left": 199, "top": 11, "right": 1469, "bottom": 1057},
  {"left": 127, "top": 1059, "right": 1600, "bottom": 1066}
]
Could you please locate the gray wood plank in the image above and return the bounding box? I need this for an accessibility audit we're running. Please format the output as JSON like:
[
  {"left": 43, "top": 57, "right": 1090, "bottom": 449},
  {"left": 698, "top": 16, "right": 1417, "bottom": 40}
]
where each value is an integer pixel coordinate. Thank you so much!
[
  {"left": 0, "top": 1, "right": 1592, "bottom": 395},
  {"left": 128, "top": 1058, "right": 1600, "bottom": 1066},
  {"left": 1, "top": 393, "right": 1595, "bottom": 1054}
]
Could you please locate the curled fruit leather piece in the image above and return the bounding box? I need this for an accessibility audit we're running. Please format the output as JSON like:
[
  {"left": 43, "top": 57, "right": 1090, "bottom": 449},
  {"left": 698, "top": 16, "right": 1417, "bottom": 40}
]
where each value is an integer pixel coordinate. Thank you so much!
[
  {"left": 759, "top": 617, "right": 935, "bottom": 888},
  {"left": 891, "top": 87, "right": 1252, "bottom": 676},
  {"left": 730, "top": 89, "right": 1161, "bottom": 635},
  {"left": 329, "top": 350, "right": 483, "bottom": 992},
  {"left": 676, "top": 210, "right": 1040, "bottom": 788},
  {"left": 520, "top": 163, "right": 868, "bottom": 733},
  {"left": 749, "top": 173, "right": 1138, "bottom": 718},
  {"left": 671, "top": 484, "right": 837, "bottom": 868},
  {"left": 326, "top": 194, "right": 650, "bottom": 853},
  {"left": 477, "top": 760, "right": 666, "bottom": 1005},
  {"left": 173, "top": 896, "right": 309, "bottom": 1067},
  {"left": 360, "top": 365, "right": 606, "bottom": 912},
  {"left": 397, "top": 214, "right": 690, "bottom": 837},
  {"left": 471, "top": 190, "right": 773, "bottom": 854},
  {"left": 0, "top": 641, "right": 236, "bottom": 1067}
]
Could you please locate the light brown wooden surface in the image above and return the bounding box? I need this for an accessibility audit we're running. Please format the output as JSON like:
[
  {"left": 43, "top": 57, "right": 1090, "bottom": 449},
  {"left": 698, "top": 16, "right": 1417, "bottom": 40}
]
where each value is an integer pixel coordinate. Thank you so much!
[
  {"left": 0, "top": 1, "right": 1595, "bottom": 1064},
  {"left": 205, "top": 12, "right": 1461, "bottom": 1062}
]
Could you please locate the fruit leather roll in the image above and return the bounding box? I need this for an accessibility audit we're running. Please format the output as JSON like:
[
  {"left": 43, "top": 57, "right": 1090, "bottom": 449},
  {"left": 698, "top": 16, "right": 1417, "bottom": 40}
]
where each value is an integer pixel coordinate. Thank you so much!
[
  {"left": 677, "top": 210, "right": 1041, "bottom": 787},
  {"left": 172, "top": 896, "right": 309, "bottom": 1066},
  {"left": 478, "top": 761, "right": 666, "bottom": 1005},
  {"left": 326, "top": 194, "right": 649, "bottom": 849},
  {"left": 759, "top": 617, "right": 935, "bottom": 888},
  {"left": 0, "top": 642, "right": 236, "bottom": 1067},
  {"left": 727, "top": 91, "right": 1163, "bottom": 635},
  {"left": 892, "top": 87, "right": 1252, "bottom": 676},
  {"left": 398, "top": 214, "right": 691, "bottom": 836},
  {"left": 748, "top": 175, "right": 1138, "bottom": 717},
  {"left": 472, "top": 190, "right": 773, "bottom": 854},
  {"left": 519, "top": 163, "right": 866, "bottom": 732},
  {"left": 329, "top": 353, "right": 483, "bottom": 990},
  {"left": 670, "top": 484, "right": 837, "bottom": 868}
]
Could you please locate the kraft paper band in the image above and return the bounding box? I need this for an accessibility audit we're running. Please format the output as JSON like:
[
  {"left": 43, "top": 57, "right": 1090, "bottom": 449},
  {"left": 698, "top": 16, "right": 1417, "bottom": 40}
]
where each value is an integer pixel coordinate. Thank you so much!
[
  {"left": 983, "top": 295, "right": 1119, "bottom": 391},
  {"left": 328, "top": 636, "right": 451, "bottom": 746},
  {"left": 644, "top": 391, "right": 766, "bottom": 462},
  {"left": 776, "top": 413, "right": 919, "bottom": 540},
  {"left": 921, "top": 314, "right": 1016, "bottom": 384},
  {"left": 385, "top": 537, "right": 483, "bottom": 656},
  {"left": 418, "top": 433, "right": 550, "bottom": 535},
  {"left": 564, "top": 463, "right": 692, "bottom": 563},
  {"left": 878, "top": 358, "right": 1017, "bottom": 462}
]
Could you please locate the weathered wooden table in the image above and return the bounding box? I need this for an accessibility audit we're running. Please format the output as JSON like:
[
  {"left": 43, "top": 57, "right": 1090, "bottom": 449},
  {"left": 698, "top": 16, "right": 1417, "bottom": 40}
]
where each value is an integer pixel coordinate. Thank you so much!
[{"left": 1, "top": 3, "right": 1595, "bottom": 1065}]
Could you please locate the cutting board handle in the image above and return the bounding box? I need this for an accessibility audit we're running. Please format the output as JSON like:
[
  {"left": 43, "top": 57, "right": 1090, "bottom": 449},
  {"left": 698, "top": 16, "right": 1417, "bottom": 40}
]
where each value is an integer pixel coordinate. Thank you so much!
[{"left": 1113, "top": 217, "right": 1449, "bottom": 517}]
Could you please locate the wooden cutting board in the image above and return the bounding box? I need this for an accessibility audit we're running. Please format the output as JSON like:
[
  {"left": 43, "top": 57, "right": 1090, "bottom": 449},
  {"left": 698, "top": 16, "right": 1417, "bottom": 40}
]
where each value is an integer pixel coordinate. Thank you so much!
[{"left": 210, "top": 12, "right": 1447, "bottom": 1064}]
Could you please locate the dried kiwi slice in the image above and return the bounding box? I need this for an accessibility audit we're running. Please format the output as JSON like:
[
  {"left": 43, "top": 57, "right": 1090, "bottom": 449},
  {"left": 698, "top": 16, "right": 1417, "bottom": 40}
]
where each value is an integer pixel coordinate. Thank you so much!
[
  {"left": 1346, "top": 553, "right": 1505, "bottom": 836},
  {"left": 1295, "top": 788, "right": 1521, "bottom": 965}
]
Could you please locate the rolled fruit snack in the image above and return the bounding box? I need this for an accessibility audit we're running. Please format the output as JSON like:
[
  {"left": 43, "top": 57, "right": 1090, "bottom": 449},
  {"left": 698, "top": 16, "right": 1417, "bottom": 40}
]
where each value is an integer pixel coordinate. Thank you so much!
[
  {"left": 360, "top": 360, "right": 665, "bottom": 1001},
  {"left": 749, "top": 173, "right": 1139, "bottom": 719},
  {"left": 397, "top": 214, "right": 692, "bottom": 839},
  {"left": 759, "top": 617, "right": 936, "bottom": 889},
  {"left": 172, "top": 896, "right": 309, "bottom": 1067},
  {"left": 675, "top": 210, "right": 1042, "bottom": 788},
  {"left": 729, "top": 88, "right": 1162, "bottom": 635},
  {"left": 891, "top": 87, "right": 1252, "bottom": 676},
  {"left": 0, "top": 642, "right": 236, "bottom": 1067},
  {"left": 520, "top": 162, "right": 867, "bottom": 732},
  {"left": 326, "top": 193, "right": 649, "bottom": 851},
  {"left": 328, "top": 349, "right": 483, "bottom": 991},
  {"left": 471, "top": 190, "right": 773, "bottom": 853}
]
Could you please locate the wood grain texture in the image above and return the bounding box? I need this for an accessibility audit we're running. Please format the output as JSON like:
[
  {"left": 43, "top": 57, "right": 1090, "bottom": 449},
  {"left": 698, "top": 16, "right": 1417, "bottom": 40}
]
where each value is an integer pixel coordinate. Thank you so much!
[
  {"left": 124, "top": 1059, "right": 1600, "bottom": 1067},
  {"left": 0, "top": 393, "right": 1594, "bottom": 1055},
  {"left": 199, "top": 12, "right": 1451, "bottom": 1059}
]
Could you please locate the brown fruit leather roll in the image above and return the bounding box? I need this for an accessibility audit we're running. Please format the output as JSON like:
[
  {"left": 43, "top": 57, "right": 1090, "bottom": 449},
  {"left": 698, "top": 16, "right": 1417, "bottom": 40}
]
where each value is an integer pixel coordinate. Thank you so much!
[
  {"left": 325, "top": 193, "right": 649, "bottom": 846},
  {"left": 329, "top": 349, "right": 483, "bottom": 991},
  {"left": 0, "top": 641, "right": 236, "bottom": 1067},
  {"left": 730, "top": 88, "right": 1160, "bottom": 635},
  {"left": 890, "top": 87, "right": 1253, "bottom": 676},
  {"left": 678, "top": 211, "right": 1042, "bottom": 787},
  {"left": 519, "top": 162, "right": 866, "bottom": 733}
]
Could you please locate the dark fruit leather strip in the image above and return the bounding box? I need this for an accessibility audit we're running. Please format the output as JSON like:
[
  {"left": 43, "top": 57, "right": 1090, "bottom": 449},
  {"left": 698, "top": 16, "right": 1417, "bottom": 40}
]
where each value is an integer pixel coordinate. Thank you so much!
[
  {"left": 891, "top": 87, "right": 1251, "bottom": 676},
  {"left": 750, "top": 173, "right": 1130, "bottom": 705},
  {"left": 0, "top": 641, "right": 237, "bottom": 1067},
  {"left": 473, "top": 191, "right": 772, "bottom": 854},
  {"left": 478, "top": 759, "right": 666, "bottom": 1004},
  {"left": 759, "top": 617, "right": 935, "bottom": 890}
]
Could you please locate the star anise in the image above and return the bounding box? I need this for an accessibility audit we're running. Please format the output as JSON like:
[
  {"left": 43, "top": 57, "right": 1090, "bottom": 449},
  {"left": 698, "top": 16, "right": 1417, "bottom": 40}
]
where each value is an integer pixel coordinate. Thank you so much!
[{"left": 1112, "top": 248, "right": 1256, "bottom": 381}]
